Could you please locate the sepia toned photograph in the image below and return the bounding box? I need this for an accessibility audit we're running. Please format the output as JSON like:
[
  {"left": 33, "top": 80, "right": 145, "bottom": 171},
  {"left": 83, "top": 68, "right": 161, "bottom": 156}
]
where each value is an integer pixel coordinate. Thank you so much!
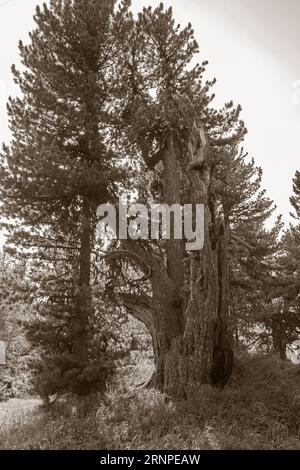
[{"left": 0, "top": 0, "right": 300, "bottom": 460}]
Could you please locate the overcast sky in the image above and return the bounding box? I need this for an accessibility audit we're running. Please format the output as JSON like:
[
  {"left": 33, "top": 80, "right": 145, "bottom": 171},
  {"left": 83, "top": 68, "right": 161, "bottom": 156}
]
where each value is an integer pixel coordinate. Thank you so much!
[{"left": 0, "top": 0, "right": 299, "bottom": 229}]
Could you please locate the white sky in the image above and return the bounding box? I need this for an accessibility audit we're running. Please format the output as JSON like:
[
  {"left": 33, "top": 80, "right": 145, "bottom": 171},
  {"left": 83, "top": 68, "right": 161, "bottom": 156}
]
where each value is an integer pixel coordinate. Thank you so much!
[{"left": 0, "top": 0, "right": 300, "bottom": 235}]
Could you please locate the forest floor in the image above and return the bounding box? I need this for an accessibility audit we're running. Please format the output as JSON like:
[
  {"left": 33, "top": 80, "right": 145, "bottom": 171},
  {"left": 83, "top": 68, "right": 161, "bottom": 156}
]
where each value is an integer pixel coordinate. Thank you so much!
[{"left": 1, "top": 353, "right": 300, "bottom": 450}]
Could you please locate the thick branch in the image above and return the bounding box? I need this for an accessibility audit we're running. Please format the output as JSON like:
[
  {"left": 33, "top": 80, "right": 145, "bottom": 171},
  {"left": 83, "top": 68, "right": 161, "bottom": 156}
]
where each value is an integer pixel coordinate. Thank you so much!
[
  {"left": 208, "top": 129, "right": 246, "bottom": 147},
  {"left": 119, "top": 293, "right": 155, "bottom": 336},
  {"left": 104, "top": 249, "right": 152, "bottom": 280}
]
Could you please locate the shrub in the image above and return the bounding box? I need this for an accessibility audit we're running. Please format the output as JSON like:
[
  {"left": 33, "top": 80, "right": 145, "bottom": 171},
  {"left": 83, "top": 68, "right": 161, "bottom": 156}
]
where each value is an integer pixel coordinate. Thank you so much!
[{"left": 31, "top": 354, "right": 114, "bottom": 400}]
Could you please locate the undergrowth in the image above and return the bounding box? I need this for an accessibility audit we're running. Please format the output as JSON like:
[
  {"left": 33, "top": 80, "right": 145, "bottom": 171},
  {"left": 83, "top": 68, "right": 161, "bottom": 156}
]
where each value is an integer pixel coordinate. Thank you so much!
[{"left": 1, "top": 354, "right": 300, "bottom": 450}]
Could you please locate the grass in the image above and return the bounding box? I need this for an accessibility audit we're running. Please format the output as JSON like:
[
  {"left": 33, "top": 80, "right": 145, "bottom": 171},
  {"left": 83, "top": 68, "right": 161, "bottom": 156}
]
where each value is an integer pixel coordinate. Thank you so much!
[{"left": 1, "top": 353, "right": 300, "bottom": 449}]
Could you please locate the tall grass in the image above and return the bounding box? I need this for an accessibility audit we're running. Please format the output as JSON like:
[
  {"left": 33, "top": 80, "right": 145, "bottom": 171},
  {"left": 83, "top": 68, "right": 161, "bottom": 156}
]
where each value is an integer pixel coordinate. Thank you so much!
[{"left": 1, "top": 354, "right": 300, "bottom": 449}]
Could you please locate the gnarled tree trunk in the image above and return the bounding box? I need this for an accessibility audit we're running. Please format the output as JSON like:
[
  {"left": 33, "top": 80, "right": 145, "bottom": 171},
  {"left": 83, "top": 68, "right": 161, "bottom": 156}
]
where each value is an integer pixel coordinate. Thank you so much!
[{"left": 118, "top": 115, "right": 233, "bottom": 398}]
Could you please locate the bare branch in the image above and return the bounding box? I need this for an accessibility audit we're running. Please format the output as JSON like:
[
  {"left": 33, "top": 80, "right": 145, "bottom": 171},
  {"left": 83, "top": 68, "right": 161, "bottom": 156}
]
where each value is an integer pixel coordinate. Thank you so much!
[
  {"left": 208, "top": 129, "right": 246, "bottom": 147},
  {"left": 231, "top": 234, "right": 255, "bottom": 252}
]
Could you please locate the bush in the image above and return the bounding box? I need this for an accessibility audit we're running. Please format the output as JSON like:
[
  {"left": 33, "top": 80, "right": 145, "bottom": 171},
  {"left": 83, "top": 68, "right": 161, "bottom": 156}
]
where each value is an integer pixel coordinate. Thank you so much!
[
  {"left": 32, "top": 354, "right": 114, "bottom": 400},
  {"left": 25, "top": 280, "right": 132, "bottom": 401}
]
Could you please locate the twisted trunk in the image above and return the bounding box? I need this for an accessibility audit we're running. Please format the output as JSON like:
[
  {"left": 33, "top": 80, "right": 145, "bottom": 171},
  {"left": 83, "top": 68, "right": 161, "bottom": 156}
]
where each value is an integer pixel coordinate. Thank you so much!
[
  {"left": 156, "top": 125, "right": 232, "bottom": 397},
  {"left": 118, "top": 120, "right": 233, "bottom": 398}
]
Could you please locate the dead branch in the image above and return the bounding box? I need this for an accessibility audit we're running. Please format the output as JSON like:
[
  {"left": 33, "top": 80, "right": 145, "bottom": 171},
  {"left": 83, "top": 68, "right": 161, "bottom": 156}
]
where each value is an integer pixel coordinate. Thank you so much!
[
  {"left": 231, "top": 234, "right": 255, "bottom": 252},
  {"left": 208, "top": 128, "right": 246, "bottom": 147}
]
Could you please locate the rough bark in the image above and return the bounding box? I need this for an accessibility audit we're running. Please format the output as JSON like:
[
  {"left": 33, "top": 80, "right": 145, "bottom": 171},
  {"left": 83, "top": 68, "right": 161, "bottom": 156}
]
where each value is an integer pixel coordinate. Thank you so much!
[
  {"left": 74, "top": 198, "right": 91, "bottom": 362},
  {"left": 271, "top": 317, "right": 287, "bottom": 361},
  {"left": 114, "top": 116, "right": 234, "bottom": 398},
  {"left": 163, "top": 134, "right": 185, "bottom": 292},
  {"left": 141, "top": 123, "right": 233, "bottom": 397},
  {"left": 271, "top": 300, "right": 288, "bottom": 361},
  {"left": 150, "top": 125, "right": 233, "bottom": 397}
]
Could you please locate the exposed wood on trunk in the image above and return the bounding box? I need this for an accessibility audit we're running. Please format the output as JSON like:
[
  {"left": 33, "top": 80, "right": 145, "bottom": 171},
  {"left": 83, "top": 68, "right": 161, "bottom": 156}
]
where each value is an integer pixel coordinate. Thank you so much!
[{"left": 119, "top": 293, "right": 157, "bottom": 352}]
